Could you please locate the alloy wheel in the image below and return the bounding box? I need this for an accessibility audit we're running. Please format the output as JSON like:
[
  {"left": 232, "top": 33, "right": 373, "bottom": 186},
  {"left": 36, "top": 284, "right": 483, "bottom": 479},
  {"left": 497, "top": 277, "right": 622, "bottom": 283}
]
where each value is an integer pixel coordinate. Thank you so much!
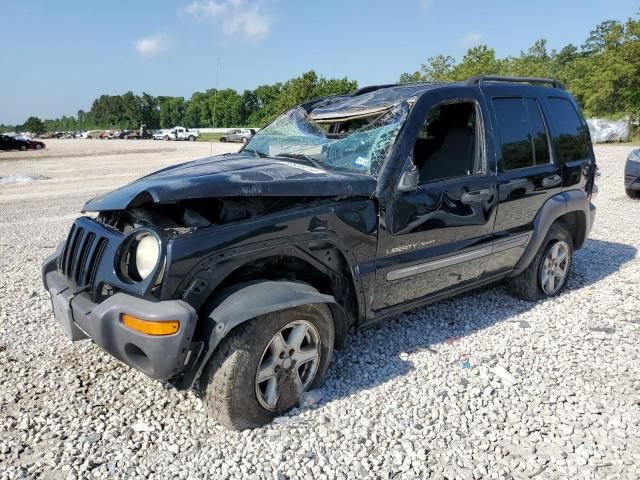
[
  {"left": 539, "top": 240, "right": 570, "bottom": 295},
  {"left": 255, "top": 320, "right": 321, "bottom": 411}
]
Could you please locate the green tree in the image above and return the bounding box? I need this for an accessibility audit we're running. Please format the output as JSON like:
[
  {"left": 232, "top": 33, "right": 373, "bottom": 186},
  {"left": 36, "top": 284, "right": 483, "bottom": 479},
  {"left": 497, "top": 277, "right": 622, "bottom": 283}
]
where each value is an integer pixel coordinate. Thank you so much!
[{"left": 24, "top": 116, "right": 46, "bottom": 134}]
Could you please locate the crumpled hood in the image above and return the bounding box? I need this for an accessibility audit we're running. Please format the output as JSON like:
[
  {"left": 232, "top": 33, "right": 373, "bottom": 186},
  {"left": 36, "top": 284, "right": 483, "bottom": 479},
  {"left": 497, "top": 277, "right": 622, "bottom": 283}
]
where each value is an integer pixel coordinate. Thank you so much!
[{"left": 83, "top": 153, "right": 376, "bottom": 211}]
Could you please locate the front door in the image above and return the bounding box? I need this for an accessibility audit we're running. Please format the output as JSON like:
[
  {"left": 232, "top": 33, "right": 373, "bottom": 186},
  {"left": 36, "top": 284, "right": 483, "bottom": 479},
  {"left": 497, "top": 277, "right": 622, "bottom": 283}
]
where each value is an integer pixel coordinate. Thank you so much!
[{"left": 373, "top": 90, "right": 498, "bottom": 313}]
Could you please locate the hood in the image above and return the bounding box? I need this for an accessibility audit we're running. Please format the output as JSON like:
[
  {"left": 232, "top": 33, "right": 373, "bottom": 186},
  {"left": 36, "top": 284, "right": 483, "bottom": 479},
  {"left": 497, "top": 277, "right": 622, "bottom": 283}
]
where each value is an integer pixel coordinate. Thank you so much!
[{"left": 83, "top": 153, "right": 377, "bottom": 211}]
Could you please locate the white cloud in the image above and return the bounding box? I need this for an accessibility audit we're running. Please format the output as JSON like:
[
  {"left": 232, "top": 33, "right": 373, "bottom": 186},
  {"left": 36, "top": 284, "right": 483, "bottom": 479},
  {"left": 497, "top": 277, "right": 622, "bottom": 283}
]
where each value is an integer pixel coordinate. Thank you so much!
[
  {"left": 135, "top": 33, "right": 168, "bottom": 57},
  {"left": 459, "top": 32, "right": 485, "bottom": 48},
  {"left": 184, "top": 0, "right": 273, "bottom": 42}
]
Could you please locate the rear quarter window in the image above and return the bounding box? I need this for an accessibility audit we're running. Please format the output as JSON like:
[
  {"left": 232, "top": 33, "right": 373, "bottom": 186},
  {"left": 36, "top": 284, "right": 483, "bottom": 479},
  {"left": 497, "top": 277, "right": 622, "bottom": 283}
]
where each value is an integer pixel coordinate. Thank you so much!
[{"left": 546, "top": 97, "right": 590, "bottom": 163}]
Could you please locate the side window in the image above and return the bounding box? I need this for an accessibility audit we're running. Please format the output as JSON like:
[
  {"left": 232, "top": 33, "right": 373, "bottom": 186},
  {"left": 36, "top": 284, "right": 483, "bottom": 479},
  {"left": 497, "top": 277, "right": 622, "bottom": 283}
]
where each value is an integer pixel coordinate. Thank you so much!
[
  {"left": 493, "top": 98, "right": 533, "bottom": 170},
  {"left": 493, "top": 97, "right": 550, "bottom": 170},
  {"left": 413, "top": 101, "right": 482, "bottom": 183},
  {"left": 524, "top": 98, "right": 550, "bottom": 165},
  {"left": 546, "top": 97, "right": 589, "bottom": 163}
]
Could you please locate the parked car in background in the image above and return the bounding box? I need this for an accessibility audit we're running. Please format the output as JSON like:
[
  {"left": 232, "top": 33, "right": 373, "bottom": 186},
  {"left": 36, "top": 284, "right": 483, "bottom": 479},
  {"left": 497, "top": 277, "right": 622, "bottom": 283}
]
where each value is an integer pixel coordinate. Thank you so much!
[
  {"left": 124, "top": 125, "right": 153, "bottom": 140},
  {"left": 168, "top": 126, "right": 200, "bottom": 141},
  {"left": 220, "top": 128, "right": 256, "bottom": 143},
  {"left": 153, "top": 129, "right": 170, "bottom": 140},
  {"left": 5, "top": 134, "right": 45, "bottom": 149},
  {"left": 43, "top": 76, "right": 597, "bottom": 429},
  {"left": 625, "top": 148, "right": 640, "bottom": 198},
  {"left": 0, "top": 134, "right": 30, "bottom": 151},
  {"left": 26, "top": 138, "right": 46, "bottom": 150}
]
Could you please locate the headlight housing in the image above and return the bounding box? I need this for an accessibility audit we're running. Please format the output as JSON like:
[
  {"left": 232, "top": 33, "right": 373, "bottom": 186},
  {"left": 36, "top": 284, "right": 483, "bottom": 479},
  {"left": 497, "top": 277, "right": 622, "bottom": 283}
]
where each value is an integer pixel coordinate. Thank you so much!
[
  {"left": 628, "top": 149, "right": 640, "bottom": 163},
  {"left": 120, "top": 231, "right": 161, "bottom": 282}
]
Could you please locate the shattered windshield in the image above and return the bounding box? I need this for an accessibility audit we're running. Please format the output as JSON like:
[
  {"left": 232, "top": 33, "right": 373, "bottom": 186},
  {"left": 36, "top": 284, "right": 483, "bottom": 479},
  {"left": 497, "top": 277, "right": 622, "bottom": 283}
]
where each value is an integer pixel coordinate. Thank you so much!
[{"left": 243, "top": 102, "right": 409, "bottom": 176}]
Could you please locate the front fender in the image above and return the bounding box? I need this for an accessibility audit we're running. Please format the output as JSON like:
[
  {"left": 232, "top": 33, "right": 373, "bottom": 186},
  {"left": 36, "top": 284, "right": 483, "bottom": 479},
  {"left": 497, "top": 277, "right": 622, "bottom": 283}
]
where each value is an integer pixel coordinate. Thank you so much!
[{"left": 174, "top": 280, "right": 346, "bottom": 390}]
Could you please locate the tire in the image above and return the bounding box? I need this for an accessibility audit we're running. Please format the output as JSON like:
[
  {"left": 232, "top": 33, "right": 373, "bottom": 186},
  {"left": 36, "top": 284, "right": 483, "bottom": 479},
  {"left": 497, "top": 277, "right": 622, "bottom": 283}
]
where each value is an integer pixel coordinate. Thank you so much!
[
  {"left": 241, "top": 137, "right": 248, "bottom": 144},
  {"left": 507, "top": 222, "right": 574, "bottom": 301},
  {"left": 188, "top": 135, "right": 195, "bottom": 141},
  {"left": 20, "top": 145, "right": 27, "bottom": 151},
  {"left": 164, "top": 135, "right": 170, "bottom": 141},
  {"left": 201, "top": 303, "right": 335, "bottom": 430},
  {"left": 626, "top": 188, "right": 640, "bottom": 199},
  {"left": 220, "top": 137, "right": 227, "bottom": 143},
  {"left": 35, "top": 144, "right": 42, "bottom": 150}
]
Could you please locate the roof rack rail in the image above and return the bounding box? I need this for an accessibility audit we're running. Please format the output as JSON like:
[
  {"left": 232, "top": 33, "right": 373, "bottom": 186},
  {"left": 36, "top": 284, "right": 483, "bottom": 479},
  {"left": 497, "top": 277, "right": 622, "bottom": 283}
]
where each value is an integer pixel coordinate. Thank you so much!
[
  {"left": 466, "top": 75, "right": 565, "bottom": 90},
  {"left": 352, "top": 84, "right": 400, "bottom": 96}
]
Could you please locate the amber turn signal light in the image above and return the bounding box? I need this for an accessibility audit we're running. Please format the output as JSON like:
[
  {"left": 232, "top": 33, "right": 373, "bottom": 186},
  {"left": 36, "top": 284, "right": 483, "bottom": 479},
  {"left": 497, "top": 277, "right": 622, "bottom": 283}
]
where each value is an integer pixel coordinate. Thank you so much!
[{"left": 121, "top": 314, "right": 180, "bottom": 336}]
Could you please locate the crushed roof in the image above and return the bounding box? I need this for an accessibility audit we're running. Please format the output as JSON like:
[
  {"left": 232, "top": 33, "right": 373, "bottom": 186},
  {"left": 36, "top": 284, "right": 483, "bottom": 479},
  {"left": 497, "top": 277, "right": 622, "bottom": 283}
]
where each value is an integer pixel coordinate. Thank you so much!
[{"left": 307, "top": 82, "right": 446, "bottom": 121}]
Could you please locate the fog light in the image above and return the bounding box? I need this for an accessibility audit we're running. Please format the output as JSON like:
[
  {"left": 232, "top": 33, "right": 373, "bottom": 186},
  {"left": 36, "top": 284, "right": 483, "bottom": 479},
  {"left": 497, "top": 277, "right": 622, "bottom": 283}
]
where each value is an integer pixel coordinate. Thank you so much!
[{"left": 121, "top": 314, "right": 179, "bottom": 336}]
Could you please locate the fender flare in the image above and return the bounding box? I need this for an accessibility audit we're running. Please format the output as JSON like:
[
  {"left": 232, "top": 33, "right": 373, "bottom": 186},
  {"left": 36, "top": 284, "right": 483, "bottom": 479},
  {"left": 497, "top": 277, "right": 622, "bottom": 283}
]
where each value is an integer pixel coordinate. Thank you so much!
[
  {"left": 513, "top": 189, "right": 592, "bottom": 275},
  {"left": 182, "top": 280, "right": 347, "bottom": 390}
]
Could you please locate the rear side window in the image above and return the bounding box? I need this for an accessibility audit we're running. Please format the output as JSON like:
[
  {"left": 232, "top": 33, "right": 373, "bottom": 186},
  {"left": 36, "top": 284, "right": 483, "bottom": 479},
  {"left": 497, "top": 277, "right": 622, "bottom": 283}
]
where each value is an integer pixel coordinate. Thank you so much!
[
  {"left": 492, "top": 97, "right": 550, "bottom": 171},
  {"left": 546, "top": 97, "right": 590, "bottom": 162},
  {"left": 525, "top": 98, "right": 550, "bottom": 165}
]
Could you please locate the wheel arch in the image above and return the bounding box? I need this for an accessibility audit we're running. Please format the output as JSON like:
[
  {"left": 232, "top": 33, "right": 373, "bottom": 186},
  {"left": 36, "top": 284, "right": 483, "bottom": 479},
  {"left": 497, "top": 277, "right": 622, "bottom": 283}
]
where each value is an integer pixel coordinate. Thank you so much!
[
  {"left": 180, "top": 279, "right": 347, "bottom": 390},
  {"left": 513, "top": 189, "right": 592, "bottom": 275}
]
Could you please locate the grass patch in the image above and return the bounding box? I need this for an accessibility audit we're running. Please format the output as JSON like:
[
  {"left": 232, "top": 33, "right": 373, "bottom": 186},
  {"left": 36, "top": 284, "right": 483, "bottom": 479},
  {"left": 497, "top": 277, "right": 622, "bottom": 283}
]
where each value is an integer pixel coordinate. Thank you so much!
[{"left": 197, "top": 132, "right": 226, "bottom": 142}]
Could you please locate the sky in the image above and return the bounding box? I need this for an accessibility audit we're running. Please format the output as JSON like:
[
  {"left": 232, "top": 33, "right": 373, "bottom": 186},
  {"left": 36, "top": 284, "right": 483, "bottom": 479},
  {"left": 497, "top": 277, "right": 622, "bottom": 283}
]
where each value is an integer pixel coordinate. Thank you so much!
[{"left": 1, "top": 0, "right": 638, "bottom": 124}]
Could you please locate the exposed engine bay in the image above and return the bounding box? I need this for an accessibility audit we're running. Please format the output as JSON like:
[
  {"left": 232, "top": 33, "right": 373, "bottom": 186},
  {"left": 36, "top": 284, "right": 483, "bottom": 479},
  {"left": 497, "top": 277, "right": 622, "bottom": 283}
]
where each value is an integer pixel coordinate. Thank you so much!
[{"left": 97, "top": 197, "right": 324, "bottom": 233}]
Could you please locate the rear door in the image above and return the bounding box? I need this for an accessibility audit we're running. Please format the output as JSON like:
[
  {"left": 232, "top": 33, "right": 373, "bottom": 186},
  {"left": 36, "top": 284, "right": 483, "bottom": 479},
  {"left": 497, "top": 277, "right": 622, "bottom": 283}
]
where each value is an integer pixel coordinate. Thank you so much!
[
  {"left": 373, "top": 88, "right": 498, "bottom": 312},
  {"left": 482, "top": 87, "right": 562, "bottom": 273}
]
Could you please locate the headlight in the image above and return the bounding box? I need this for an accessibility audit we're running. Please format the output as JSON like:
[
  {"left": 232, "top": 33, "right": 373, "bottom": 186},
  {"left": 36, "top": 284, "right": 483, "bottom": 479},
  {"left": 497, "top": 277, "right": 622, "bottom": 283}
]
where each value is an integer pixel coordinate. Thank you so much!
[
  {"left": 134, "top": 233, "right": 160, "bottom": 280},
  {"left": 121, "top": 231, "right": 161, "bottom": 282},
  {"left": 628, "top": 149, "right": 640, "bottom": 163}
]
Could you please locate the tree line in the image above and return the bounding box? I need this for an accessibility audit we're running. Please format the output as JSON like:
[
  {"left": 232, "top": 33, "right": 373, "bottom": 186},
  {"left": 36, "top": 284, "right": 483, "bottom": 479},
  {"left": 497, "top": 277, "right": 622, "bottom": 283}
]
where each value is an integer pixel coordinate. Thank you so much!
[
  {"left": 2, "top": 71, "right": 356, "bottom": 134},
  {"left": 2, "top": 14, "right": 638, "bottom": 135},
  {"left": 400, "top": 15, "right": 639, "bottom": 122}
]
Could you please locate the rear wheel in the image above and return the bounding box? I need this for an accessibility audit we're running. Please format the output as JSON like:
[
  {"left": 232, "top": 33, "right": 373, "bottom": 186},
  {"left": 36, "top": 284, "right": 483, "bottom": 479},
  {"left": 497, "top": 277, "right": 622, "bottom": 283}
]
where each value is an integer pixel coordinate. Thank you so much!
[
  {"left": 19, "top": 145, "right": 27, "bottom": 151},
  {"left": 164, "top": 135, "right": 169, "bottom": 141},
  {"left": 241, "top": 137, "right": 248, "bottom": 144},
  {"left": 201, "top": 304, "right": 334, "bottom": 430},
  {"left": 220, "top": 137, "right": 227, "bottom": 142},
  {"left": 507, "top": 222, "right": 573, "bottom": 301},
  {"left": 626, "top": 188, "right": 640, "bottom": 199},
  {"left": 188, "top": 135, "right": 195, "bottom": 141}
]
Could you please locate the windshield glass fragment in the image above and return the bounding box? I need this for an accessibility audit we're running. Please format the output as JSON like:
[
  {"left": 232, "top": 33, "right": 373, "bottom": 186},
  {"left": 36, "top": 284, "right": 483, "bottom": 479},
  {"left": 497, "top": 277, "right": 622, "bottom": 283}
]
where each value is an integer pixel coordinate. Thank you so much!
[{"left": 244, "top": 102, "right": 410, "bottom": 176}]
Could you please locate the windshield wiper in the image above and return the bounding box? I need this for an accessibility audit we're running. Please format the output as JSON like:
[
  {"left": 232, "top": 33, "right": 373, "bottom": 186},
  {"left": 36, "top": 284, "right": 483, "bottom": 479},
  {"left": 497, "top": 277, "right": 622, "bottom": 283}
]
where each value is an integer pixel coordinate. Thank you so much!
[
  {"left": 242, "top": 148, "right": 267, "bottom": 158},
  {"left": 274, "top": 152, "right": 325, "bottom": 170}
]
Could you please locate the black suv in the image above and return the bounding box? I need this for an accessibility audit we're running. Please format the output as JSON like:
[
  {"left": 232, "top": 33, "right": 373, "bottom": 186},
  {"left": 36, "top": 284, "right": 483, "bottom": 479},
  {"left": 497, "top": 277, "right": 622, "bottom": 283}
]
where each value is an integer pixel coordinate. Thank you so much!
[{"left": 43, "top": 76, "right": 597, "bottom": 429}]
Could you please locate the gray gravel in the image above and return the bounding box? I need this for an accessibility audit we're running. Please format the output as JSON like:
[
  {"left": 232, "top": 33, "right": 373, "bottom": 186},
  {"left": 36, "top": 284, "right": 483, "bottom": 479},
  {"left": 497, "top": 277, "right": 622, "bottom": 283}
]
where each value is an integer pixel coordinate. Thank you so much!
[{"left": 1, "top": 140, "right": 639, "bottom": 479}]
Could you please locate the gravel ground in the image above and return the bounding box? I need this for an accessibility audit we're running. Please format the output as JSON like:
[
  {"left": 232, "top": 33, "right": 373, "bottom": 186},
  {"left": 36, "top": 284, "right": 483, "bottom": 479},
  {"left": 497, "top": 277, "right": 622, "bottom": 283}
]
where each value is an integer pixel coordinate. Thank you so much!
[{"left": 1, "top": 140, "right": 639, "bottom": 480}]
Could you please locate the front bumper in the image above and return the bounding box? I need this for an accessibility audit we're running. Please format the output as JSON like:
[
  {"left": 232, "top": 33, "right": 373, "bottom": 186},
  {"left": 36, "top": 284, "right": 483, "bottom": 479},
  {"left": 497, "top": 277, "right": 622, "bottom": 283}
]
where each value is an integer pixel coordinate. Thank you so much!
[
  {"left": 625, "top": 160, "right": 640, "bottom": 190},
  {"left": 44, "top": 269, "right": 198, "bottom": 381}
]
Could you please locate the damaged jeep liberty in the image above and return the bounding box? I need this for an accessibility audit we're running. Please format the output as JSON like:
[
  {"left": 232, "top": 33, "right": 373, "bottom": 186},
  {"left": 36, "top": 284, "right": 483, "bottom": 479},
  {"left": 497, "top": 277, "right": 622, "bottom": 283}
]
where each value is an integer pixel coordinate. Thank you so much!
[{"left": 43, "top": 76, "right": 597, "bottom": 429}]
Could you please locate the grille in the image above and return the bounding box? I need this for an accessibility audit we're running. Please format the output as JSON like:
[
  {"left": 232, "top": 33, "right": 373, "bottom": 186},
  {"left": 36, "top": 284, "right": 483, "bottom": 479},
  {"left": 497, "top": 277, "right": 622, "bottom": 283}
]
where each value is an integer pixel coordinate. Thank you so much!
[{"left": 59, "top": 222, "right": 109, "bottom": 292}]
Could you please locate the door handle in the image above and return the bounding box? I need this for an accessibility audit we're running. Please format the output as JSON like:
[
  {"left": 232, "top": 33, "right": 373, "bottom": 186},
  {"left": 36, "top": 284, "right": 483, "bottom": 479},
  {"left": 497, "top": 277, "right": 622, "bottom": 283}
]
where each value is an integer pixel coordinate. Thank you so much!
[
  {"left": 542, "top": 174, "right": 562, "bottom": 188},
  {"left": 461, "top": 189, "right": 491, "bottom": 204}
]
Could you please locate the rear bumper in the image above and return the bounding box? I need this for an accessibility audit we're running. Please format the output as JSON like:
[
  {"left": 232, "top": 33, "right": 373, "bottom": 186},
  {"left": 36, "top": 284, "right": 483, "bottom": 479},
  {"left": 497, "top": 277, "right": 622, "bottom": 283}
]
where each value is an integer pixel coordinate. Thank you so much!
[{"left": 44, "top": 269, "right": 198, "bottom": 381}]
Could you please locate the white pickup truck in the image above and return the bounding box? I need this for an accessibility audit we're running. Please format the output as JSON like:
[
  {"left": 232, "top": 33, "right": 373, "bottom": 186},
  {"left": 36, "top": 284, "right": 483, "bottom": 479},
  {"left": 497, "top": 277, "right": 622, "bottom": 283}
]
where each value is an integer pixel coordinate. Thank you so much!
[{"left": 167, "top": 126, "right": 200, "bottom": 141}]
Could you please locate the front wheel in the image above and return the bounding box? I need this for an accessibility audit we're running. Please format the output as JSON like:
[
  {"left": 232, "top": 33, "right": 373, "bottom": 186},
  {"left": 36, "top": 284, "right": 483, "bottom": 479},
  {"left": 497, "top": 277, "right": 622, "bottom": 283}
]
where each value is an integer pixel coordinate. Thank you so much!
[
  {"left": 219, "top": 137, "right": 226, "bottom": 142},
  {"left": 200, "top": 304, "right": 335, "bottom": 430},
  {"left": 507, "top": 222, "right": 573, "bottom": 301}
]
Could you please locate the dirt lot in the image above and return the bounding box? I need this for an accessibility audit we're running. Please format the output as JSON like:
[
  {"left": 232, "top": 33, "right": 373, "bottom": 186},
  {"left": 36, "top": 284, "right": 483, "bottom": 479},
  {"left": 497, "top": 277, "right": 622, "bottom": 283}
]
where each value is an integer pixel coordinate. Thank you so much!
[{"left": 0, "top": 140, "right": 639, "bottom": 479}]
